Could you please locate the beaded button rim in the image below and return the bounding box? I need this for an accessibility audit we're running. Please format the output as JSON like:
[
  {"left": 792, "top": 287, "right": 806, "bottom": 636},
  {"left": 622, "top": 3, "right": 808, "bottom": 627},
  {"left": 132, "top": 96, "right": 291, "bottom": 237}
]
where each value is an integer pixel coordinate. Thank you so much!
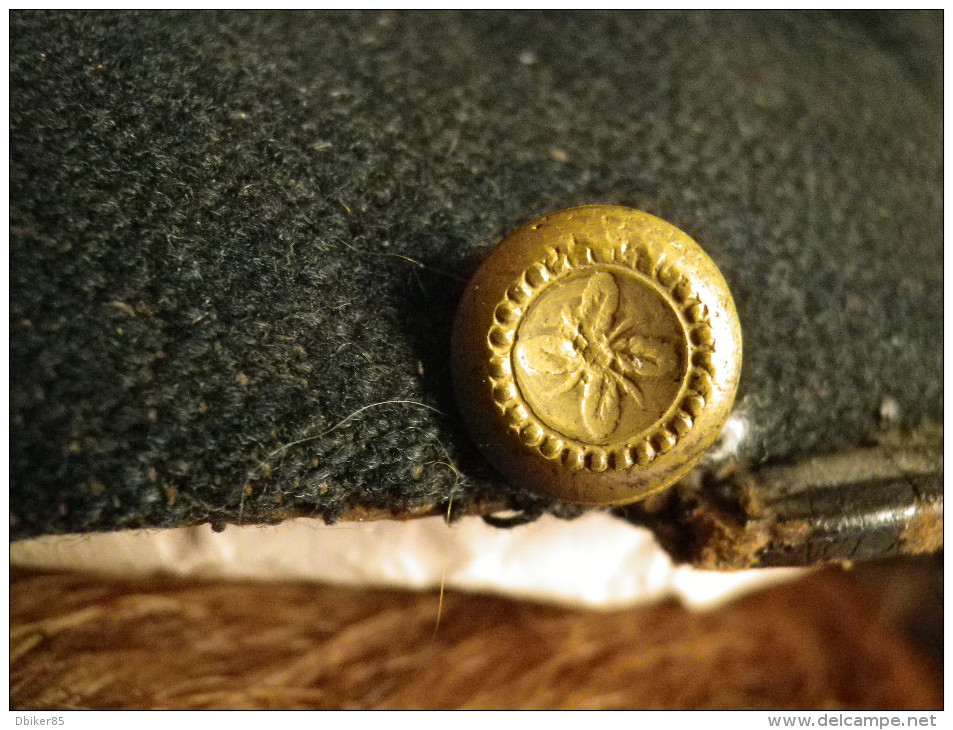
[{"left": 485, "top": 234, "right": 717, "bottom": 474}]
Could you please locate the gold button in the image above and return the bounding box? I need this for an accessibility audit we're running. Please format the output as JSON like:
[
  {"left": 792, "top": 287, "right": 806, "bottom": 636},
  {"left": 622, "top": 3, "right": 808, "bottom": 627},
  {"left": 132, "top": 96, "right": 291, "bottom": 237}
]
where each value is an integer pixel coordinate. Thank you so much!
[{"left": 452, "top": 205, "right": 742, "bottom": 505}]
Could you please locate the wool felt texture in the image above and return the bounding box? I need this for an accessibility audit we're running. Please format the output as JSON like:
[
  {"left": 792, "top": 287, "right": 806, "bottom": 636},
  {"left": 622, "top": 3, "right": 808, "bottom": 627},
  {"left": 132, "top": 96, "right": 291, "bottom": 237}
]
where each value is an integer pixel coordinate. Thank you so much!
[{"left": 10, "top": 11, "right": 942, "bottom": 540}]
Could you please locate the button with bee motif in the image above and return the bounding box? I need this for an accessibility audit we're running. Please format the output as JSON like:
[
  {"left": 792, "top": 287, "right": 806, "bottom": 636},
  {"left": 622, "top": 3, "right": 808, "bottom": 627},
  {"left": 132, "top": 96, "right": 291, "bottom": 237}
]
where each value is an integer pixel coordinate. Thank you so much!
[{"left": 452, "top": 205, "right": 742, "bottom": 505}]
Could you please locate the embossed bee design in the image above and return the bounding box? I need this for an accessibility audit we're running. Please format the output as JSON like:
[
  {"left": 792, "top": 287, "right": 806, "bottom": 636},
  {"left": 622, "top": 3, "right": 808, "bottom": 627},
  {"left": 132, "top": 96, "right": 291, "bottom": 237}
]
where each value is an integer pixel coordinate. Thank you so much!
[{"left": 515, "top": 272, "right": 675, "bottom": 440}]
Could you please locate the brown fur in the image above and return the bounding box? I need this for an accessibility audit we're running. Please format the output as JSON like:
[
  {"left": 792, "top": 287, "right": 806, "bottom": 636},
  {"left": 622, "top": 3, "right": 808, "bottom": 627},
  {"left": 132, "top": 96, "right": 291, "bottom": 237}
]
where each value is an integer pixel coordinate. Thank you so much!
[{"left": 10, "top": 567, "right": 940, "bottom": 710}]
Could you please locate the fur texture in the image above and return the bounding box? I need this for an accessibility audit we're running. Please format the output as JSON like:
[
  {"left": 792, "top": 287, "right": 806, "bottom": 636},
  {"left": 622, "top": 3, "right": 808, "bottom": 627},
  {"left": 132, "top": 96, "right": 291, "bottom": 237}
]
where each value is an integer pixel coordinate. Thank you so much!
[{"left": 10, "top": 566, "right": 941, "bottom": 710}]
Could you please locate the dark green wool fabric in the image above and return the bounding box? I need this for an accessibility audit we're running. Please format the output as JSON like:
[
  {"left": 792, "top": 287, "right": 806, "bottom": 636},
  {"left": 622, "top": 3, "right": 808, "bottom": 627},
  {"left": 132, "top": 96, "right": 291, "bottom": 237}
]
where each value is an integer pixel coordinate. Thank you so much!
[{"left": 10, "top": 11, "right": 941, "bottom": 539}]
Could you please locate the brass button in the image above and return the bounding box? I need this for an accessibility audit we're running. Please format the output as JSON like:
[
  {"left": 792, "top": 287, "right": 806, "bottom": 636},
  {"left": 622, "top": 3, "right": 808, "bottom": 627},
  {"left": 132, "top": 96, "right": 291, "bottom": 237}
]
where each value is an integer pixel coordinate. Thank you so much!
[{"left": 452, "top": 205, "right": 742, "bottom": 505}]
